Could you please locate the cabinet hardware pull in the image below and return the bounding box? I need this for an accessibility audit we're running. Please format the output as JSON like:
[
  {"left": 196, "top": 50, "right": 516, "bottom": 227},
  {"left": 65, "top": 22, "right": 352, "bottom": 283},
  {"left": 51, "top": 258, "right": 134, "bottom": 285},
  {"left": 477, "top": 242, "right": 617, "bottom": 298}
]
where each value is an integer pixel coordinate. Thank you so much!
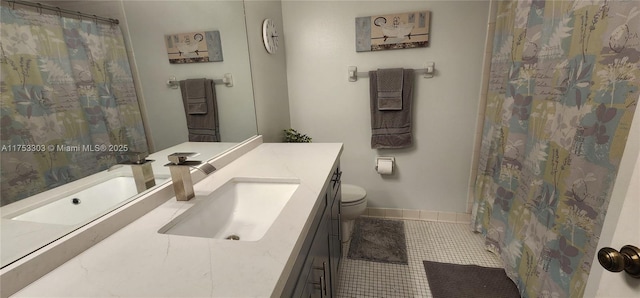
[
  {"left": 311, "top": 276, "right": 326, "bottom": 296},
  {"left": 312, "top": 261, "right": 326, "bottom": 271},
  {"left": 310, "top": 262, "right": 328, "bottom": 296},
  {"left": 331, "top": 171, "right": 342, "bottom": 182},
  {"left": 322, "top": 262, "right": 328, "bottom": 296},
  {"left": 320, "top": 275, "right": 327, "bottom": 296}
]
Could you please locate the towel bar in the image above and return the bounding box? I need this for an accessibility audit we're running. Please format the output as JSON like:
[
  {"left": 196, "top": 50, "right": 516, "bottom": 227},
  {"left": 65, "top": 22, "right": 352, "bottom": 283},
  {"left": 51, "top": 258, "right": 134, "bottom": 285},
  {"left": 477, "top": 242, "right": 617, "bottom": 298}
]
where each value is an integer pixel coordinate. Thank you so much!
[
  {"left": 348, "top": 63, "right": 435, "bottom": 82},
  {"left": 167, "top": 73, "right": 234, "bottom": 89}
]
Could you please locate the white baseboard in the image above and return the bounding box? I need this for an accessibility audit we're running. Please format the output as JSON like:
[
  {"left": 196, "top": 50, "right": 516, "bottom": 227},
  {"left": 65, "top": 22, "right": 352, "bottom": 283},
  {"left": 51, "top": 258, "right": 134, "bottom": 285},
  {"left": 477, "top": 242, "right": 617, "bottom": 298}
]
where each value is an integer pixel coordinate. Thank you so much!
[{"left": 363, "top": 207, "right": 472, "bottom": 224}]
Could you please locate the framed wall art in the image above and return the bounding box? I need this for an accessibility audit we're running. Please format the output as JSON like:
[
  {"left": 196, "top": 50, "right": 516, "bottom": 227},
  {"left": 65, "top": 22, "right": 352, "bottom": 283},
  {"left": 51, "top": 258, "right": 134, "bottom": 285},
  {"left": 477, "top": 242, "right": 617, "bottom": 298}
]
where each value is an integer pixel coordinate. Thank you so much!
[
  {"left": 356, "top": 11, "right": 431, "bottom": 52},
  {"left": 165, "top": 30, "right": 223, "bottom": 64}
]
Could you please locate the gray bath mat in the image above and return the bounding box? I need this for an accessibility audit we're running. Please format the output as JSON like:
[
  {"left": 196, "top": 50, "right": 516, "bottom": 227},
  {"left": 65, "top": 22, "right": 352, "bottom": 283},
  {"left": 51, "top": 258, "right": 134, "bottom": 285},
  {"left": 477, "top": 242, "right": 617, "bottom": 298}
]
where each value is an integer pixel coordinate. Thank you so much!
[
  {"left": 423, "top": 261, "right": 521, "bottom": 298},
  {"left": 347, "top": 217, "right": 407, "bottom": 264}
]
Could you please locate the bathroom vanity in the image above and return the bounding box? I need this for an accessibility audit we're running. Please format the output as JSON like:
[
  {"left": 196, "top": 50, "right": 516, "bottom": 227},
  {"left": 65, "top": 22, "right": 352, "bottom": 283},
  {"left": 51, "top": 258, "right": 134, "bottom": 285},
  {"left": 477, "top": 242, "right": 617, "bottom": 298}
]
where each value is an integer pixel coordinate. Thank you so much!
[
  {"left": 0, "top": 142, "right": 238, "bottom": 270},
  {"left": 8, "top": 140, "right": 343, "bottom": 297},
  {"left": 282, "top": 162, "right": 342, "bottom": 297}
]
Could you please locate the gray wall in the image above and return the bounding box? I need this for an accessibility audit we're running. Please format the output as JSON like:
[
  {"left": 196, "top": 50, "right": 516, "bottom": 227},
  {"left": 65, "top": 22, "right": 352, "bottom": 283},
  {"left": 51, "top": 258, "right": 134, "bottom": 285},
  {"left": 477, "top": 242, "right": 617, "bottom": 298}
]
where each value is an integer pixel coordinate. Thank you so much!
[
  {"left": 122, "top": 0, "right": 257, "bottom": 150},
  {"left": 244, "top": 0, "right": 291, "bottom": 143}
]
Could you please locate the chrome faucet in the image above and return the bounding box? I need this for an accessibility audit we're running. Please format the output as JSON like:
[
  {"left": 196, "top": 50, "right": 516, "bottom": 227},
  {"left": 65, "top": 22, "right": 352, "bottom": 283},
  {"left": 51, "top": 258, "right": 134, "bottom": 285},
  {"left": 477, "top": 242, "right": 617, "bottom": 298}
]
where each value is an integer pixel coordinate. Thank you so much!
[
  {"left": 118, "top": 152, "right": 156, "bottom": 193},
  {"left": 165, "top": 152, "right": 216, "bottom": 201}
]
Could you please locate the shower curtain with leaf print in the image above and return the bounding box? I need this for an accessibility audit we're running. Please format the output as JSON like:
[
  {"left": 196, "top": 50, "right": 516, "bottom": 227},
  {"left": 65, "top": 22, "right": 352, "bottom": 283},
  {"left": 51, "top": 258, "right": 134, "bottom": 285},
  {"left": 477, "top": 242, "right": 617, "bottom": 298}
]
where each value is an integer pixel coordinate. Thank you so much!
[
  {"left": 472, "top": 1, "right": 639, "bottom": 297},
  {"left": 0, "top": 7, "right": 148, "bottom": 206}
]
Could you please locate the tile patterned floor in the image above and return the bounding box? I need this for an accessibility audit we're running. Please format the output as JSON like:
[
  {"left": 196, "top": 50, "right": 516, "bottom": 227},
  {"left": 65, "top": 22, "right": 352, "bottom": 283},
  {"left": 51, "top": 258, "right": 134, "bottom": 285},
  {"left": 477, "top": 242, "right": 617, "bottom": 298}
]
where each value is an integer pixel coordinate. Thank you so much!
[{"left": 336, "top": 219, "right": 503, "bottom": 297}]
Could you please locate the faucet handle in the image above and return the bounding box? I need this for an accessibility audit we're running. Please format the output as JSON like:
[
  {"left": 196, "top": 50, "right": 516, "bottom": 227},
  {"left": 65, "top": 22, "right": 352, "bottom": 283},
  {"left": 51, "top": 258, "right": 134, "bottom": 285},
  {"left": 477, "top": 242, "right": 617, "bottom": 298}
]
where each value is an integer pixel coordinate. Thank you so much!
[{"left": 167, "top": 152, "right": 200, "bottom": 165}]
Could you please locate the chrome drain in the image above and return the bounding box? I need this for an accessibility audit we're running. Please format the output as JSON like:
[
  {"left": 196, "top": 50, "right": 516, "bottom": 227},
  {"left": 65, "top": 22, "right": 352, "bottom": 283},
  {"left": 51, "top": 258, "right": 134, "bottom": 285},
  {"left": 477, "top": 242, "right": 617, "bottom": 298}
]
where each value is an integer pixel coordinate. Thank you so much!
[{"left": 225, "top": 235, "right": 240, "bottom": 240}]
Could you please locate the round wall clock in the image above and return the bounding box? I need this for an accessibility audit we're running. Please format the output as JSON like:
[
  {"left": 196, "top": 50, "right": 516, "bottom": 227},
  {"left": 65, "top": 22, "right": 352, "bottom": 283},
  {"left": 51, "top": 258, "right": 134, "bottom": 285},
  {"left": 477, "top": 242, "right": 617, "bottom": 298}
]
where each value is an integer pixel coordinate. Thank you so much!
[{"left": 262, "top": 18, "right": 279, "bottom": 54}]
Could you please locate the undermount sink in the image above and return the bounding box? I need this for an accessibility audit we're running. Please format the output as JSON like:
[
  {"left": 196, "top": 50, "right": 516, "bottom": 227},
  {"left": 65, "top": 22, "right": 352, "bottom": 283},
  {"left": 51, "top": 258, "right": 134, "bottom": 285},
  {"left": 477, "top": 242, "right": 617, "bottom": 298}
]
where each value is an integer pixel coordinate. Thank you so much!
[{"left": 158, "top": 177, "right": 300, "bottom": 241}]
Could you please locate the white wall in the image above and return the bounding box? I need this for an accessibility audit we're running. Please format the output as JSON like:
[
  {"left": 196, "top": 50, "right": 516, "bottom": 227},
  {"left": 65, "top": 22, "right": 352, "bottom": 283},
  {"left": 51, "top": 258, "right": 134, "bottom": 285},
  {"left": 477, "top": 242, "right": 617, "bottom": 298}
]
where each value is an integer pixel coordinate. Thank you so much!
[
  {"left": 244, "top": 0, "right": 291, "bottom": 143},
  {"left": 282, "top": 1, "right": 490, "bottom": 212}
]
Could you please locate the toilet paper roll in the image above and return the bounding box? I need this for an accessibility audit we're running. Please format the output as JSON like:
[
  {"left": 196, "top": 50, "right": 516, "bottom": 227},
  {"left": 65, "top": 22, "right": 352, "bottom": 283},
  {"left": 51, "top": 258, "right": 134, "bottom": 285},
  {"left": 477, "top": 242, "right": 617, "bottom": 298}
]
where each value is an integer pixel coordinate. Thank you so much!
[{"left": 376, "top": 159, "right": 393, "bottom": 175}]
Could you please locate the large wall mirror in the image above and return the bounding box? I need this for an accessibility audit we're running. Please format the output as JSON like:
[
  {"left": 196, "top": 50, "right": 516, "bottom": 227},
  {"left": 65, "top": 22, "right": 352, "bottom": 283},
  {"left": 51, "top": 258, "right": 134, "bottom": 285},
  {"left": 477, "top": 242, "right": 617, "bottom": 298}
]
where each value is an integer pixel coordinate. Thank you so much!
[{"left": 0, "top": 0, "right": 258, "bottom": 268}]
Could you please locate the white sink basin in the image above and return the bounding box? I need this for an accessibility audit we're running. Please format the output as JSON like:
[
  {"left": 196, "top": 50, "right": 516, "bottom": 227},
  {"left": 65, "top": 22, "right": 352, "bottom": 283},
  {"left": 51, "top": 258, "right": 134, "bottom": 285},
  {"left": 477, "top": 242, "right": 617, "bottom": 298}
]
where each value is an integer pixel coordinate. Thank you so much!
[
  {"left": 158, "top": 177, "right": 300, "bottom": 241},
  {"left": 9, "top": 174, "right": 170, "bottom": 226}
]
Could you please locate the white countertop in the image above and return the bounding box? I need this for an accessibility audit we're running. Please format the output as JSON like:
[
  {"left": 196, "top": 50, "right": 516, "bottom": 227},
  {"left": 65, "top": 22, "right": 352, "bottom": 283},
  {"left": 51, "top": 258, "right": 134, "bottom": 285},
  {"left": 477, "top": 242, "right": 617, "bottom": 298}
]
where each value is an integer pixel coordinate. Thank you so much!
[
  {"left": 13, "top": 143, "right": 343, "bottom": 297},
  {"left": 1, "top": 142, "right": 238, "bottom": 268}
]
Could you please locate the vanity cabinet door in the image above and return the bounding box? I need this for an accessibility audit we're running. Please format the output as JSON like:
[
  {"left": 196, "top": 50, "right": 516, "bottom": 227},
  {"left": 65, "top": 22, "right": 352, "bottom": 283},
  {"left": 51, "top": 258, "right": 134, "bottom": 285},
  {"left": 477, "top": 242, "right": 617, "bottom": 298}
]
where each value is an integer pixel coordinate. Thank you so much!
[
  {"left": 303, "top": 209, "right": 331, "bottom": 298},
  {"left": 290, "top": 192, "right": 330, "bottom": 297},
  {"left": 286, "top": 161, "right": 341, "bottom": 298}
]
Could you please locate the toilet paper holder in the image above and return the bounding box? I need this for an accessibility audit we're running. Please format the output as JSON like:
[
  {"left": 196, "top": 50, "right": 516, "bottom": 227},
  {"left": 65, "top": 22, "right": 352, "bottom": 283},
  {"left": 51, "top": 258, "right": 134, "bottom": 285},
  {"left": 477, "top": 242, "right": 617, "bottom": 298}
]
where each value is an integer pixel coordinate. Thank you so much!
[{"left": 375, "top": 156, "right": 395, "bottom": 171}]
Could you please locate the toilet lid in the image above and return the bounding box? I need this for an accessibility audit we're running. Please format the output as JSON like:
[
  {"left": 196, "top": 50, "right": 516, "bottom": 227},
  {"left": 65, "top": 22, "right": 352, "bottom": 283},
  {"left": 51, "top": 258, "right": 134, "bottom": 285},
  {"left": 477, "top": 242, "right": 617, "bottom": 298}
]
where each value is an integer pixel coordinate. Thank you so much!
[{"left": 341, "top": 184, "right": 366, "bottom": 203}]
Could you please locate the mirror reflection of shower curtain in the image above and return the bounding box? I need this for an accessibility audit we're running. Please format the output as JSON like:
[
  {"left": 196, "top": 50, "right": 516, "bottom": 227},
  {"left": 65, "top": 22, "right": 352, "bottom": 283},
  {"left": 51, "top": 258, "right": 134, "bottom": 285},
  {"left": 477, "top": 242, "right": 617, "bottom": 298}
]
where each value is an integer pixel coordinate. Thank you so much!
[
  {"left": 471, "top": 1, "right": 640, "bottom": 297},
  {"left": 0, "top": 7, "right": 148, "bottom": 206}
]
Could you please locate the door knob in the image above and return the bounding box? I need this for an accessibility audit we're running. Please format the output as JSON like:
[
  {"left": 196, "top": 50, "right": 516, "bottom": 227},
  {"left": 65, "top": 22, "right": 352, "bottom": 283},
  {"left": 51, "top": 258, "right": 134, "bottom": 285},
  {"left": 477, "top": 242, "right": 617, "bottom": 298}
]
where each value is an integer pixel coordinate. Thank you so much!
[{"left": 597, "top": 245, "right": 640, "bottom": 278}]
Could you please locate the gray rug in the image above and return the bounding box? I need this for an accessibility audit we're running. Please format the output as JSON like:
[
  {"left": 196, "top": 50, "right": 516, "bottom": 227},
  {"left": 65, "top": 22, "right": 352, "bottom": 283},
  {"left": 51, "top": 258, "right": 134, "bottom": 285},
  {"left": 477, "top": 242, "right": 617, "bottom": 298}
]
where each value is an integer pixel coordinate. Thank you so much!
[
  {"left": 347, "top": 217, "right": 407, "bottom": 264},
  {"left": 423, "top": 261, "right": 521, "bottom": 298}
]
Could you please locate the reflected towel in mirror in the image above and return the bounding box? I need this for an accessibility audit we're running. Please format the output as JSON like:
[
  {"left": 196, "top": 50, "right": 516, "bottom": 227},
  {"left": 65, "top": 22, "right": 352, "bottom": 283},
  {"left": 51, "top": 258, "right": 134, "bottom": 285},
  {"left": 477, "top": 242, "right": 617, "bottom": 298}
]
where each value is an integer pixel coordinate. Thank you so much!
[{"left": 179, "top": 79, "right": 221, "bottom": 142}]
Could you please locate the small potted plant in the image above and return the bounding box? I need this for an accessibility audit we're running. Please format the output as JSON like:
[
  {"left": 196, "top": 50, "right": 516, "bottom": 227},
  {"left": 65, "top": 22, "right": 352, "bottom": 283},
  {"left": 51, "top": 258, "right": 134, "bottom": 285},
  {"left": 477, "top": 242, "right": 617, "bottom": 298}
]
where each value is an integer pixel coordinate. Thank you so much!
[{"left": 283, "top": 128, "right": 312, "bottom": 143}]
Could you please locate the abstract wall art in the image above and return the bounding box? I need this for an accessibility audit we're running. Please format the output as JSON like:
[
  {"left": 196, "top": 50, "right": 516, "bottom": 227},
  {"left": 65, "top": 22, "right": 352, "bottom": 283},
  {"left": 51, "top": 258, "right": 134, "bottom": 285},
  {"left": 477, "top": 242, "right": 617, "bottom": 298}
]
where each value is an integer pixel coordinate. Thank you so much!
[
  {"left": 356, "top": 11, "right": 430, "bottom": 52},
  {"left": 165, "top": 30, "right": 223, "bottom": 64}
]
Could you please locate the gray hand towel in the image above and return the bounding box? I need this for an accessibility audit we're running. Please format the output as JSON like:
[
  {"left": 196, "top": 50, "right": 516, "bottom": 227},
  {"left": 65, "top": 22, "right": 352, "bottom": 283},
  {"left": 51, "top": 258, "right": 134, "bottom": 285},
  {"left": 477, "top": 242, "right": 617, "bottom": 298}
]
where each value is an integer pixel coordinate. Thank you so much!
[
  {"left": 179, "top": 79, "right": 221, "bottom": 142},
  {"left": 377, "top": 68, "right": 404, "bottom": 110},
  {"left": 184, "top": 78, "right": 208, "bottom": 115},
  {"left": 370, "top": 69, "right": 414, "bottom": 149}
]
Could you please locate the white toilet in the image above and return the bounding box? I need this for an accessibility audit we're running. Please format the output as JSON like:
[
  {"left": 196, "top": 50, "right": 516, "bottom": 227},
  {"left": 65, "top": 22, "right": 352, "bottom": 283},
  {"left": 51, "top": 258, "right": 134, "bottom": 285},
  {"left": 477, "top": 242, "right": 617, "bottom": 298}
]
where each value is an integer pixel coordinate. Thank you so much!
[{"left": 340, "top": 184, "right": 367, "bottom": 243}]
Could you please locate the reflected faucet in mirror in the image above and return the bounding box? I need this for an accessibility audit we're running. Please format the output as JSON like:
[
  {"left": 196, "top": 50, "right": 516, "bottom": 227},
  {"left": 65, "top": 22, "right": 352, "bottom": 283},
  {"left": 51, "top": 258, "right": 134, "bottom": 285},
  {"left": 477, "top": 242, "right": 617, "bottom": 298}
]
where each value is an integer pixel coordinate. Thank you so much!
[
  {"left": 165, "top": 152, "right": 216, "bottom": 201},
  {"left": 117, "top": 152, "right": 156, "bottom": 193}
]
